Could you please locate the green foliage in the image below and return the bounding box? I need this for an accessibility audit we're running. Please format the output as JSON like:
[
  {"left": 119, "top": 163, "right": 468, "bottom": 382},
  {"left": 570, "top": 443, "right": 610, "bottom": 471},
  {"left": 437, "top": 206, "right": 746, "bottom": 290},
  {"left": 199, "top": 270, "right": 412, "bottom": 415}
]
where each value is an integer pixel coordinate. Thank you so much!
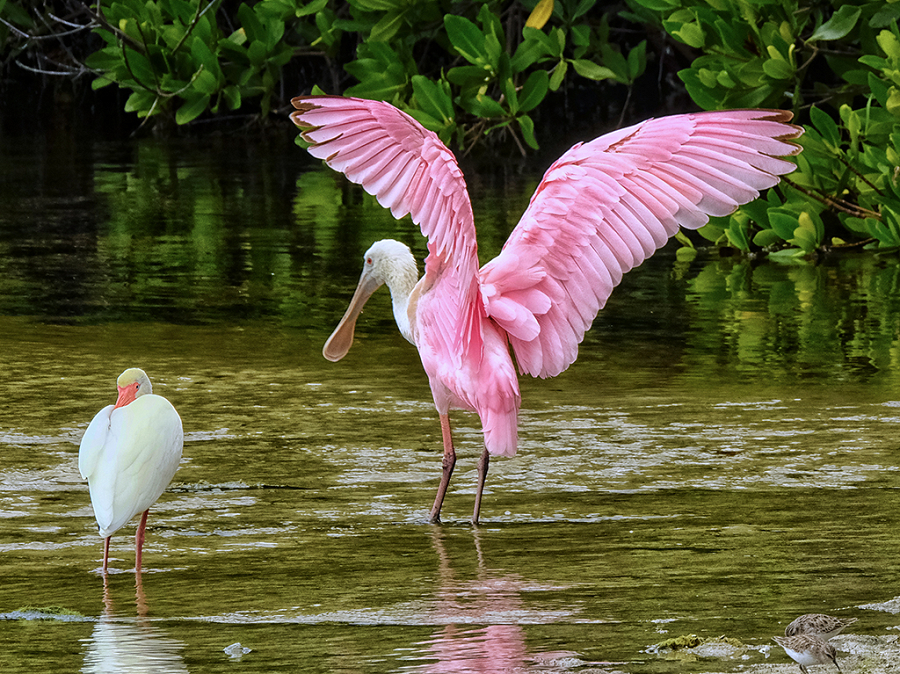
[
  {"left": 627, "top": 0, "right": 900, "bottom": 258},
  {"left": 7, "top": 0, "right": 900, "bottom": 258},
  {"left": 3, "top": 0, "right": 644, "bottom": 147},
  {"left": 338, "top": 0, "right": 646, "bottom": 151},
  {"left": 83, "top": 0, "right": 298, "bottom": 124}
]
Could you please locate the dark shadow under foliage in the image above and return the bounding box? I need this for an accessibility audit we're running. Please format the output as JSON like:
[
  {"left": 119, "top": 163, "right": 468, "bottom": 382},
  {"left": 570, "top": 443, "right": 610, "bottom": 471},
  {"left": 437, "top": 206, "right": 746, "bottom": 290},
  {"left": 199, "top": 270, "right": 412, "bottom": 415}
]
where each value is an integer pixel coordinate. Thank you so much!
[{"left": 2, "top": 0, "right": 900, "bottom": 257}]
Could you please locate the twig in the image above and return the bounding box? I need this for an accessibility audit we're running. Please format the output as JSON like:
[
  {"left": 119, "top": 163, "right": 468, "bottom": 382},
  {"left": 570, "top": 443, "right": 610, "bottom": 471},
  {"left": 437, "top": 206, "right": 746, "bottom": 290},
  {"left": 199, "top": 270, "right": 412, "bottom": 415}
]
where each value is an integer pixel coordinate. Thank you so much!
[
  {"left": 782, "top": 176, "right": 881, "bottom": 220},
  {"left": 84, "top": 1, "right": 147, "bottom": 54},
  {"left": 48, "top": 12, "right": 88, "bottom": 29},
  {"left": 171, "top": 0, "right": 220, "bottom": 56},
  {"left": 461, "top": 118, "right": 487, "bottom": 158},
  {"left": 507, "top": 123, "right": 527, "bottom": 157},
  {"left": 130, "top": 96, "right": 161, "bottom": 136},
  {"left": 120, "top": 42, "right": 154, "bottom": 92},
  {"left": 838, "top": 155, "right": 883, "bottom": 196},
  {"left": 618, "top": 84, "right": 633, "bottom": 128},
  {"left": 797, "top": 43, "right": 818, "bottom": 72},
  {"left": 15, "top": 58, "right": 84, "bottom": 76},
  {"left": 3, "top": 16, "right": 89, "bottom": 41},
  {"left": 0, "top": 16, "right": 32, "bottom": 39},
  {"left": 830, "top": 237, "right": 875, "bottom": 249},
  {"left": 33, "top": 8, "right": 92, "bottom": 72}
]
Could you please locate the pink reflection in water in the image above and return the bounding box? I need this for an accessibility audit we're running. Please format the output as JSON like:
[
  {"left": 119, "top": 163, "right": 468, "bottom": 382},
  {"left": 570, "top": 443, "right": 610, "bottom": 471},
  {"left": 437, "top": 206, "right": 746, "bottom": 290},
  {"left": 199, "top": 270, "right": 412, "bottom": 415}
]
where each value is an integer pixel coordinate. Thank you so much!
[{"left": 408, "top": 529, "right": 586, "bottom": 673}]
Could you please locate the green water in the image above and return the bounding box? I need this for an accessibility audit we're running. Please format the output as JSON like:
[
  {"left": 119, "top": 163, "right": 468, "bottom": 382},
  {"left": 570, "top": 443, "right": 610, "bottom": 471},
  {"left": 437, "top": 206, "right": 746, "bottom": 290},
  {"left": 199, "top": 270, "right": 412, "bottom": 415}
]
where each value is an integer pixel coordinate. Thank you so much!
[{"left": 1, "top": 132, "right": 899, "bottom": 672}]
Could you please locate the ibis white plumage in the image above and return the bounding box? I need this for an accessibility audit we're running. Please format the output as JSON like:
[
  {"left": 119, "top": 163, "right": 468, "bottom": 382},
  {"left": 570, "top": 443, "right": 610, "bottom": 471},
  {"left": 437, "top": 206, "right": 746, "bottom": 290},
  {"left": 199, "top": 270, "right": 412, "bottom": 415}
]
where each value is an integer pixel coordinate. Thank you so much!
[{"left": 79, "top": 368, "right": 183, "bottom": 572}]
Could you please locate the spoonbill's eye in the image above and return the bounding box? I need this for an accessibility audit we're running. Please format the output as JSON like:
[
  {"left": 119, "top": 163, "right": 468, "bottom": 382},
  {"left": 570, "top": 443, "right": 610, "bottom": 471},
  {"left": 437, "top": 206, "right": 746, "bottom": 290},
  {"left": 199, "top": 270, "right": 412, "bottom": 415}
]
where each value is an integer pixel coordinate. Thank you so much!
[{"left": 366, "top": 257, "right": 373, "bottom": 265}]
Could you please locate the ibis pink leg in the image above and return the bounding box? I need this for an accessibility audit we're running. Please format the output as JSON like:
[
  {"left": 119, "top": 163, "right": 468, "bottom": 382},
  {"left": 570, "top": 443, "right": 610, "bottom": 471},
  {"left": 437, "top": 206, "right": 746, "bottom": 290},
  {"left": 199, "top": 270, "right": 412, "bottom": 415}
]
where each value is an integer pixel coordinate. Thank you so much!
[
  {"left": 102, "top": 536, "right": 111, "bottom": 573},
  {"left": 472, "top": 448, "right": 490, "bottom": 525},
  {"left": 135, "top": 509, "right": 149, "bottom": 571},
  {"left": 429, "top": 414, "right": 456, "bottom": 523}
]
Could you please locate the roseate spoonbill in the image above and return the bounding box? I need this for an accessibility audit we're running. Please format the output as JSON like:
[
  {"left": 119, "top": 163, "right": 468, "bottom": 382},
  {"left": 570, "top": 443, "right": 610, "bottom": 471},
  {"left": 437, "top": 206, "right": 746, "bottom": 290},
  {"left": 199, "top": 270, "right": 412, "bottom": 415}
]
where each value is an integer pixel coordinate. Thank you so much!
[
  {"left": 291, "top": 95, "right": 802, "bottom": 524},
  {"left": 79, "top": 368, "right": 183, "bottom": 572}
]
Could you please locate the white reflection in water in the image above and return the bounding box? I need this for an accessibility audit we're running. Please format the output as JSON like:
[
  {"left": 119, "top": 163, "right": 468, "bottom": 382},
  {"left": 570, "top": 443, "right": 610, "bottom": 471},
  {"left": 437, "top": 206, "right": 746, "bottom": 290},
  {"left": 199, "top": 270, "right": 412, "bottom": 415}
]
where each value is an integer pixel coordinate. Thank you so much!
[{"left": 81, "top": 574, "right": 187, "bottom": 674}]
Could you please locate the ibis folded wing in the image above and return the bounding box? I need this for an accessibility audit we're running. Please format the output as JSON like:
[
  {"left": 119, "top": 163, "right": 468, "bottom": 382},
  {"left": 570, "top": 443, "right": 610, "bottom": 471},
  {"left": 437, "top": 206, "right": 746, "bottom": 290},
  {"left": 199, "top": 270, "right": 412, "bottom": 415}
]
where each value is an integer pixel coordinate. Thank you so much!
[
  {"left": 85, "top": 395, "right": 183, "bottom": 537},
  {"left": 79, "top": 404, "right": 115, "bottom": 480}
]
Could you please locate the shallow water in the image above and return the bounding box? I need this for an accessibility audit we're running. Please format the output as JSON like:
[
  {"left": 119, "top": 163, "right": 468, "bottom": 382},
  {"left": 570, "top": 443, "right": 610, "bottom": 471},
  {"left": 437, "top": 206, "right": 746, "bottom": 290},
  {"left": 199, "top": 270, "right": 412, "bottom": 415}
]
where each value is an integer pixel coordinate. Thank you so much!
[{"left": 1, "top": 131, "right": 900, "bottom": 672}]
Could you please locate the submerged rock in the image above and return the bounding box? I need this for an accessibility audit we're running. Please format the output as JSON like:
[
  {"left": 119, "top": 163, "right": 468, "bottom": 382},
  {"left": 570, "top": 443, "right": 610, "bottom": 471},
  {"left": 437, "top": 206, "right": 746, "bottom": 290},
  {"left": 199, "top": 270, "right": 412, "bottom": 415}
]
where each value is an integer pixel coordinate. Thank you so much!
[
  {"left": 224, "top": 642, "right": 252, "bottom": 658},
  {"left": 691, "top": 637, "right": 748, "bottom": 659},
  {"left": 702, "top": 633, "right": 900, "bottom": 674},
  {"left": 858, "top": 596, "right": 900, "bottom": 614}
]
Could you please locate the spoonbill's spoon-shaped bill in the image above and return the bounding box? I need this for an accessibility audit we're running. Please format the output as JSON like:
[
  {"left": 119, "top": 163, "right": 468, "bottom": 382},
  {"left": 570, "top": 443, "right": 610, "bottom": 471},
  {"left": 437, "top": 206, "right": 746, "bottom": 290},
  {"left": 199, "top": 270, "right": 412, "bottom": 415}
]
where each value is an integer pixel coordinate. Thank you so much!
[
  {"left": 79, "top": 368, "right": 183, "bottom": 572},
  {"left": 291, "top": 95, "right": 803, "bottom": 524}
]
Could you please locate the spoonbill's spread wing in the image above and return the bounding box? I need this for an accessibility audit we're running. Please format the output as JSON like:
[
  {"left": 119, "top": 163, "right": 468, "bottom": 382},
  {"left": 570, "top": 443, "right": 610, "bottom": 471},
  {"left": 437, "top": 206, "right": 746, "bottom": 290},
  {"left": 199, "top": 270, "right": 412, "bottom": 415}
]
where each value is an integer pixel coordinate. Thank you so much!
[
  {"left": 290, "top": 95, "right": 482, "bottom": 355},
  {"left": 290, "top": 96, "right": 477, "bottom": 267},
  {"left": 480, "top": 110, "right": 803, "bottom": 378}
]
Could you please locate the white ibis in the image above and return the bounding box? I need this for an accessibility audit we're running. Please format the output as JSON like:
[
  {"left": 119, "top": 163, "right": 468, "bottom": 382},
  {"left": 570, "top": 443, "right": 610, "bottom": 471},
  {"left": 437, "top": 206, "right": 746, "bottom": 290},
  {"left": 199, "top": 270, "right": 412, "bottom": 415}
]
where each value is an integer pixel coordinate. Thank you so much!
[{"left": 79, "top": 368, "right": 182, "bottom": 571}]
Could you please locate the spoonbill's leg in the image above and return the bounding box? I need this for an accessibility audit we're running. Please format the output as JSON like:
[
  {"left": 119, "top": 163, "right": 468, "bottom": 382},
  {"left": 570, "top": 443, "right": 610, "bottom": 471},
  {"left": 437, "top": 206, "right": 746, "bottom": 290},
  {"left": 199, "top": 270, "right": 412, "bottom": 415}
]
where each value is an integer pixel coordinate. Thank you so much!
[
  {"left": 472, "top": 448, "right": 490, "bottom": 525},
  {"left": 135, "top": 509, "right": 149, "bottom": 571},
  {"left": 102, "top": 536, "right": 111, "bottom": 573},
  {"left": 429, "top": 414, "right": 456, "bottom": 523}
]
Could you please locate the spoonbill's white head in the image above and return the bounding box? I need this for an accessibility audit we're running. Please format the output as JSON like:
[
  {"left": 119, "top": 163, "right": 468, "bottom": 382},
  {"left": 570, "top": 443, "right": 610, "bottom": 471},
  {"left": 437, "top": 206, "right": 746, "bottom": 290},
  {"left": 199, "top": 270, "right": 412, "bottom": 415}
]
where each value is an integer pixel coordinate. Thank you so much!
[
  {"left": 361, "top": 239, "right": 417, "bottom": 287},
  {"left": 114, "top": 368, "right": 152, "bottom": 408},
  {"left": 323, "top": 239, "right": 419, "bottom": 362}
]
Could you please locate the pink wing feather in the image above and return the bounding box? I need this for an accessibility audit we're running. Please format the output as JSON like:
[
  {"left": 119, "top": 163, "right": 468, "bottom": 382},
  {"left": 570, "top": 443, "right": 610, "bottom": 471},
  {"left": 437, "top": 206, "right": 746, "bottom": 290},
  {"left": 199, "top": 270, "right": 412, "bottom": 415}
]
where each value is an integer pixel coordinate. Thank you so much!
[
  {"left": 292, "top": 96, "right": 801, "bottom": 404},
  {"left": 479, "top": 110, "right": 803, "bottom": 378},
  {"left": 291, "top": 95, "right": 482, "bottom": 358},
  {"left": 290, "top": 96, "right": 476, "bottom": 265}
]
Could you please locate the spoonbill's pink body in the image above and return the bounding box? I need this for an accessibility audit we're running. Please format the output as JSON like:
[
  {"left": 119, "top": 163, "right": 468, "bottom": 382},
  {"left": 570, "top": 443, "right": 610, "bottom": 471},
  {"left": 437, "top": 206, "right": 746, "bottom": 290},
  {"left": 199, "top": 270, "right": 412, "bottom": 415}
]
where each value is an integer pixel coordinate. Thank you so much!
[
  {"left": 79, "top": 368, "right": 183, "bottom": 571},
  {"left": 291, "top": 95, "right": 803, "bottom": 524}
]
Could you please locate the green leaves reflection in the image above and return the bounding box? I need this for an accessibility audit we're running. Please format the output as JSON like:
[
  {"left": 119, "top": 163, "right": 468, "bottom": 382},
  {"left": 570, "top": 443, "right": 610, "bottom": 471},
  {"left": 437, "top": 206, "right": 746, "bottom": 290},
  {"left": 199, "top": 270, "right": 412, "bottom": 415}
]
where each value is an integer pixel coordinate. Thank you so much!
[
  {"left": 675, "top": 257, "right": 900, "bottom": 383},
  {"left": 1, "top": 138, "right": 898, "bottom": 386}
]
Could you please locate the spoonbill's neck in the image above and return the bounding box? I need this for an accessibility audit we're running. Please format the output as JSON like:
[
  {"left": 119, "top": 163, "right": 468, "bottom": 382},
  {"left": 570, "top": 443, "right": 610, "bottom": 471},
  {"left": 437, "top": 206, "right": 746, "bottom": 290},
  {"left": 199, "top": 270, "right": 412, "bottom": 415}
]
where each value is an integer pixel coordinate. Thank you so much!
[{"left": 381, "top": 256, "right": 419, "bottom": 345}]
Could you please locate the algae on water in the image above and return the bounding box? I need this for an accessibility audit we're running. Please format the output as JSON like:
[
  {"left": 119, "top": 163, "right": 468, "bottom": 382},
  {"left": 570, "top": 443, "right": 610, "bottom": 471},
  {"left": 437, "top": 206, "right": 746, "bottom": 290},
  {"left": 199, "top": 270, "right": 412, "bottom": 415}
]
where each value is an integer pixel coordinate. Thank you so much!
[
  {"left": 653, "top": 634, "right": 704, "bottom": 650},
  {"left": 1, "top": 606, "right": 92, "bottom": 622}
]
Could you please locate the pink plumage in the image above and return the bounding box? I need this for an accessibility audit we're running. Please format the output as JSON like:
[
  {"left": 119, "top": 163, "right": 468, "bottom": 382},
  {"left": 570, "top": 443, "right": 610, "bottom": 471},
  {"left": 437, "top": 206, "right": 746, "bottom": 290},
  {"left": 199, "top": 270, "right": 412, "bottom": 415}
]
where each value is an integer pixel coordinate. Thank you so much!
[{"left": 291, "top": 95, "right": 802, "bottom": 523}]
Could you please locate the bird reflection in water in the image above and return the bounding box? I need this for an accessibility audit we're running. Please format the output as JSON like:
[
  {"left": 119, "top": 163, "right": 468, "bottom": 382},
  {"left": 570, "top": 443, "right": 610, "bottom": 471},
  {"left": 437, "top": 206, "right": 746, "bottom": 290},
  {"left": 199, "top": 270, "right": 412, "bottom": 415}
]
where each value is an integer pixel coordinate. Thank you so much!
[
  {"left": 407, "top": 528, "right": 603, "bottom": 673},
  {"left": 81, "top": 572, "right": 187, "bottom": 673}
]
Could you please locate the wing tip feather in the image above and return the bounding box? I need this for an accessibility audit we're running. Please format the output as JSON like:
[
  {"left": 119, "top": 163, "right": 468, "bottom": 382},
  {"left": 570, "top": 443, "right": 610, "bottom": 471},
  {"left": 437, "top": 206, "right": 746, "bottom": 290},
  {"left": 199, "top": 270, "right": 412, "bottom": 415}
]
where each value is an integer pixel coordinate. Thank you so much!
[
  {"left": 290, "top": 97, "right": 324, "bottom": 129},
  {"left": 695, "top": 108, "right": 804, "bottom": 154}
]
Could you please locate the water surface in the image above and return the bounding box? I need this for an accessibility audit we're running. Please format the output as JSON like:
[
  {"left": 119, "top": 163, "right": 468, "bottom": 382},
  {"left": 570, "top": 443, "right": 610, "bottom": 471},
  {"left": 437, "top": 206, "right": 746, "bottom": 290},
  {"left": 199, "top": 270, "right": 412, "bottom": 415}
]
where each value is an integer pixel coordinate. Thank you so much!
[{"left": 1, "top": 131, "right": 899, "bottom": 672}]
